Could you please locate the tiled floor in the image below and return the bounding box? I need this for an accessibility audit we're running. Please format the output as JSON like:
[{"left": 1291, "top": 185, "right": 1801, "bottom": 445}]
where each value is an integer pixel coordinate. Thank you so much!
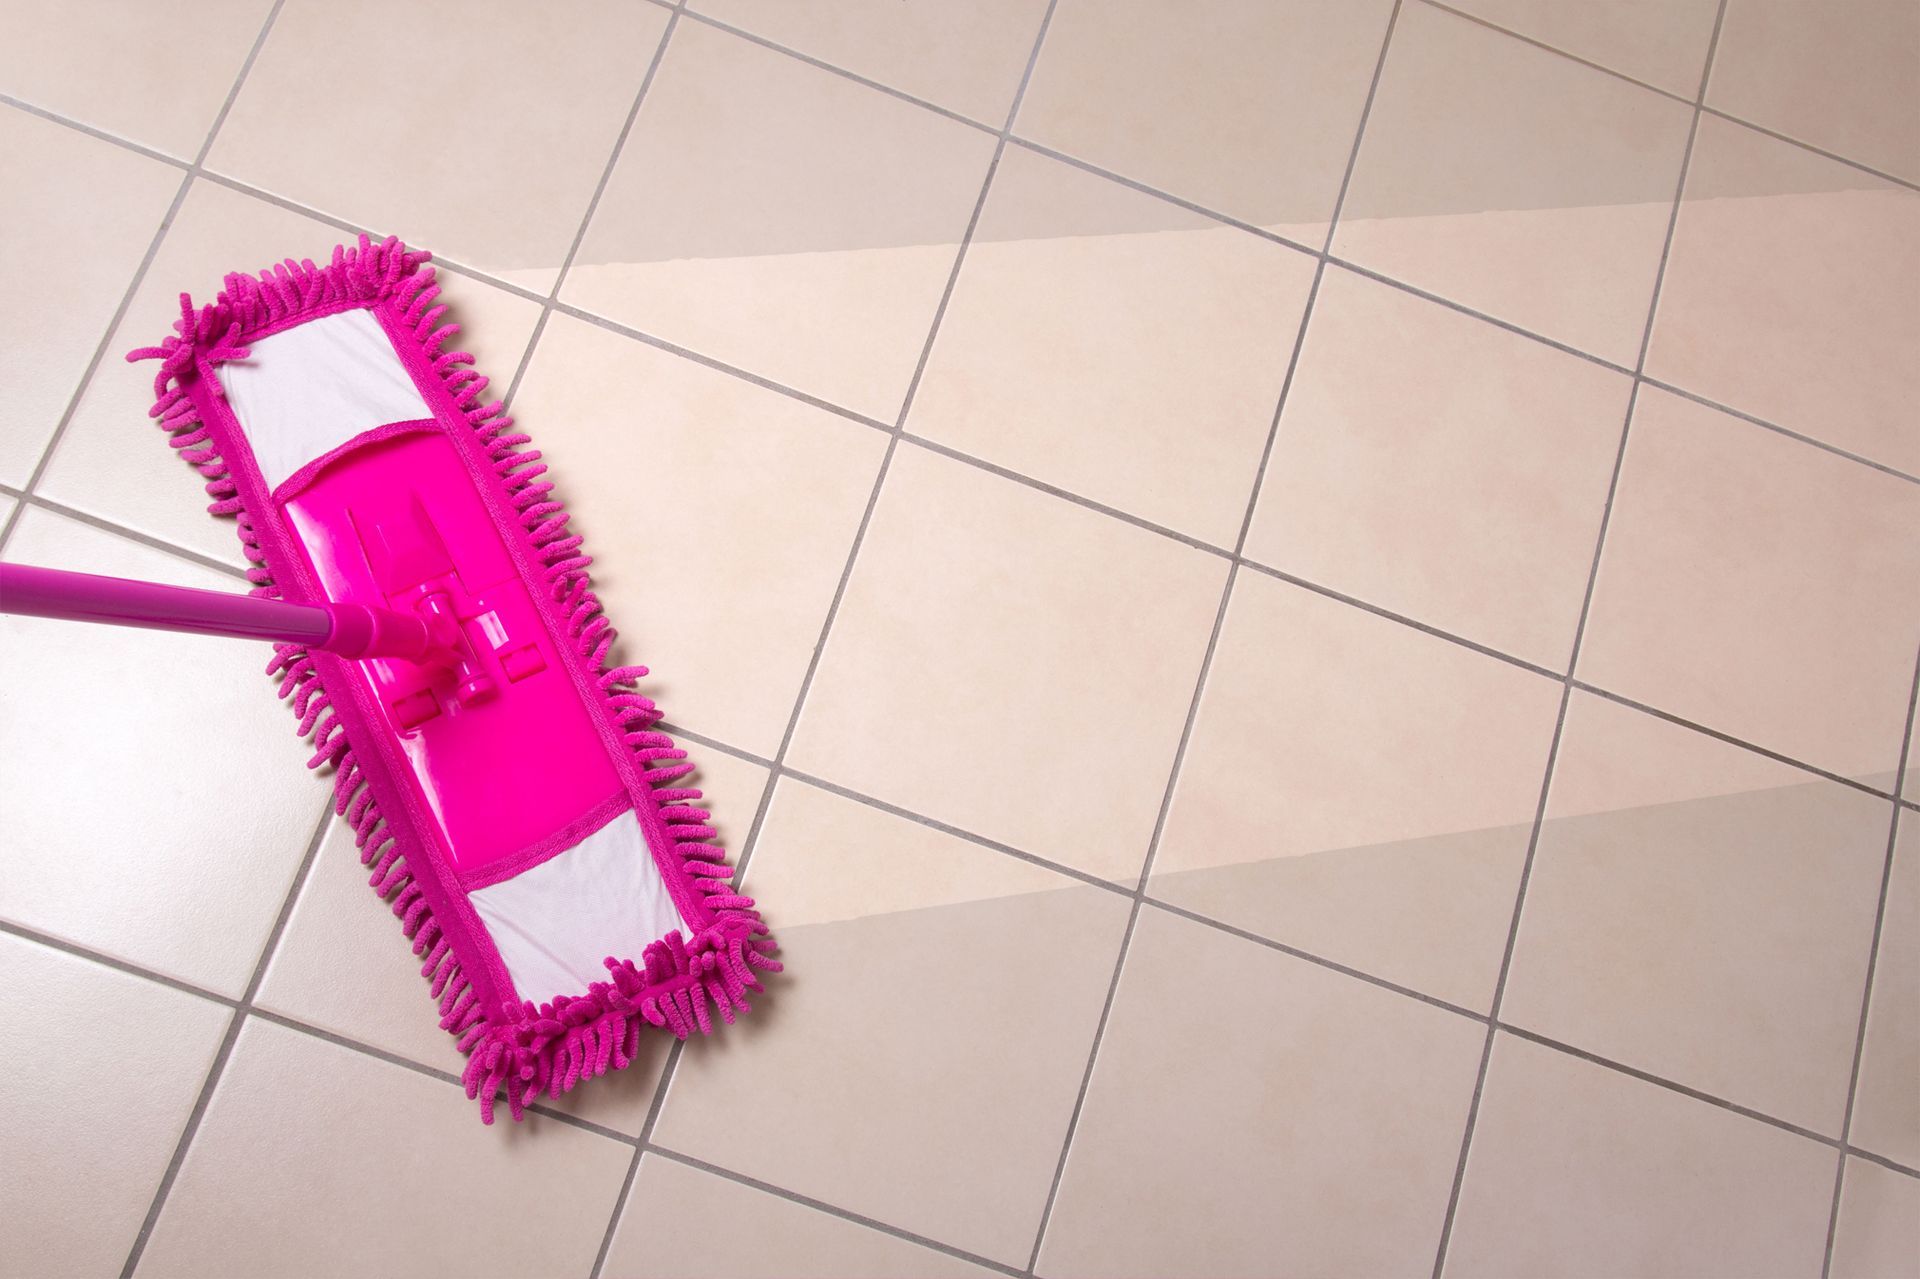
[{"left": 1, "top": 1, "right": 1916, "bottom": 1276}]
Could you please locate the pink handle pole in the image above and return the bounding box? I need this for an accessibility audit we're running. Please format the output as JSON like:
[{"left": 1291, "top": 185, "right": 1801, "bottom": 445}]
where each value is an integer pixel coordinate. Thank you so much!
[{"left": 0, "top": 562, "right": 441, "bottom": 662}]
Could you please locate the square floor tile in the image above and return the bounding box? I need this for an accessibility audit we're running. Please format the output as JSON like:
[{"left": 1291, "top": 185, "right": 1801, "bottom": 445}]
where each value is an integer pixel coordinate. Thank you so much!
[
  {"left": 136, "top": 1018, "right": 632, "bottom": 1278},
  {"left": 39, "top": 179, "right": 544, "bottom": 568},
  {"left": 0, "top": 934, "right": 229, "bottom": 1279},
  {"left": 1334, "top": 3, "right": 1693, "bottom": 366},
  {"left": 256, "top": 750, "right": 765, "bottom": 1136},
  {"left": 513, "top": 316, "right": 887, "bottom": 756},
  {"left": 1151, "top": 572, "right": 1562, "bottom": 1011},
  {"left": 1852, "top": 819, "right": 1919, "bottom": 1167},
  {"left": 1444, "top": 1032, "right": 1836, "bottom": 1277},
  {"left": 1016, "top": 0, "right": 1394, "bottom": 247},
  {"left": 566, "top": 19, "right": 997, "bottom": 422},
  {"left": 1439, "top": 0, "right": 1721, "bottom": 97},
  {"left": 0, "top": 509, "right": 323, "bottom": 995},
  {"left": 653, "top": 778, "right": 1131, "bottom": 1264},
  {"left": 1709, "top": 0, "right": 1920, "bottom": 184},
  {"left": 605, "top": 1154, "right": 999, "bottom": 1279},
  {"left": 1831, "top": 1158, "right": 1920, "bottom": 1279},
  {"left": 686, "top": 0, "right": 1050, "bottom": 125},
  {"left": 787, "top": 445, "right": 1228, "bottom": 883},
  {"left": 1578, "top": 387, "right": 1920, "bottom": 783},
  {"left": 911, "top": 145, "right": 1314, "bottom": 546},
  {"left": 1646, "top": 115, "right": 1920, "bottom": 476},
  {"left": 1037, "top": 906, "right": 1485, "bottom": 1277},
  {"left": 206, "top": 0, "right": 670, "bottom": 293},
  {"left": 1245, "top": 267, "right": 1629, "bottom": 668},
  {"left": 0, "top": 107, "right": 179, "bottom": 486},
  {"left": 1504, "top": 693, "right": 1889, "bottom": 1135},
  {"left": 0, "top": 0, "right": 273, "bottom": 157}
]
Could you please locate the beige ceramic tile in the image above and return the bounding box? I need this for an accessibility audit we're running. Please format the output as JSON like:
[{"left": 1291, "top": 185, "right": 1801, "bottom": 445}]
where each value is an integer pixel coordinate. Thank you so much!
[
  {"left": 0, "top": 0, "right": 273, "bottom": 157},
  {"left": 1504, "top": 693, "right": 1889, "bottom": 1135},
  {"left": 136, "top": 1017, "right": 631, "bottom": 1278},
  {"left": 787, "top": 445, "right": 1227, "bottom": 883},
  {"left": 686, "top": 0, "right": 1050, "bottom": 125},
  {"left": 1439, "top": 0, "right": 1721, "bottom": 97},
  {"left": 910, "top": 145, "right": 1315, "bottom": 546},
  {"left": 1152, "top": 572, "right": 1561, "bottom": 1011},
  {"left": 206, "top": 0, "right": 670, "bottom": 293},
  {"left": 0, "top": 934, "right": 229, "bottom": 1279},
  {"left": 1578, "top": 388, "right": 1920, "bottom": 783},
  {"left": 653, "top": 779, "right": 1131, "bottom": 1264},
  {"left": 513, "top": 316, "right": 887, "bottom": 756},
  {"left": 39, "top": 179, "right": 544, "bottom": 568},
  {"left": 1245, "top": 267, "right": 1628, "bottom": 668},
  {"left": 1852, "top": 820, "right": 1919, "bottom": 1167},
  {"left": 567, "top": 20, "right": 996, "bottom": 422},
  {"left": 256, "top": 750, "right": 767, "bottom": 1135},
  {"left": 1334, "top": 3, "right": 1693, "bottom": 366},
  {"left": 0, "top": 509, "right": 322, "bottom": 995},
  {"left": 1016, "top": 0, "right": 1395, "bottom": 247},
  {"left": 1709, "top": 0, "right": 1920, "bottom": 183},
  {"left": 1037, "top": 906, "right": 1485, "bottom": 1277},
  {"left": 0, "top": 107, "right": 179, "bottom": 487},
  {"left": 604, "top": 1154, "right": 999, "bottom": 1279},
  {"left": 1445, "top": 1032, "right": 1836, "bottom": 1277},
  {"left": 1830, "top": 1158, "right": 1920, "bottom": 1279},
  {"left": 1646, "top": 115, "right": 1920, "bottom": 476}
]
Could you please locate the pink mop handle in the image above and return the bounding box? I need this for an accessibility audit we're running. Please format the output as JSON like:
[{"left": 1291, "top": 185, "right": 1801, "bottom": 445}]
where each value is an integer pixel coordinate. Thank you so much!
[{"left": 0, "top": 562, "right": 439, "bottom": 661}]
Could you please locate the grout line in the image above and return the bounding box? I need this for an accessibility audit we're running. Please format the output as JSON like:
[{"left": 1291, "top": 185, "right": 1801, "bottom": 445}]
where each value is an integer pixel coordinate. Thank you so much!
[
  {"left": 0, "top": 920, "right": 242, "bottom": 1010},
  {"left": 644, "top": 1145, "right": 1030, "bottom": 1278},
  {"left": 1637, "top": 377, "right": 1920, "bottom": 485},
  {"left": 1847, "top": 1146, "right": 1920, "bottom": 1181},
  {"left": 1696, "top": 105, "right": 1920, "bottom": 194},
  {"left": 498, "top": 8, "right": 683, "bottom": 412},
  {"left": 1416, "top": 0, "right": 1691, "bottom": 102},
  {"left": 116, "top": 790, "right": 330, "bottom": 1279},
  {"left": 10, "top": 493, "right": 250, "bottom": 580},
  {"left": 1821, "top": 641, "right": 1920, "bottom": 1277},
  {"left": 0, "top": 92, "right": 193, "bottom": 169},
  {"left": 1025, "top": 6, "right": 1406, "bottom": 1269},
  {"left": 1430, "top": 6, "right": 1730, "bottom": 1270}
]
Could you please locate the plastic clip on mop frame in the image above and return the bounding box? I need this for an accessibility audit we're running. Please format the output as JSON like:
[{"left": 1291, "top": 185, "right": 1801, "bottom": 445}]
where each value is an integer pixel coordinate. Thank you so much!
[{"left": 10, "top": 237, "right": 779, "bottom": 1122}]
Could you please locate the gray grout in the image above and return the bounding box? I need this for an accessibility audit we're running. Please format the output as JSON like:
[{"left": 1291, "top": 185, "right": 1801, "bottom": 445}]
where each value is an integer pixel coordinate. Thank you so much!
[
  {"left": 1821, "top": 640, "right": 1920, "bottom": 1277},
  {"left": 1430, "top": 6, "right": 1732, "bottom": 1270},
  {"left": 1026, "top": 1, "right": 1407, "bottom": 1267},
  {"left": 3, "top": 0, "right": 1916, "bottom": 1268}
]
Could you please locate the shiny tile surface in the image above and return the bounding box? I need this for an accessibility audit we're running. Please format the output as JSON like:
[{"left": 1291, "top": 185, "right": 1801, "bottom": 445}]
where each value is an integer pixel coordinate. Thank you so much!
[
  {"left": 1439, "top": 0, "right": 1722, "bottom": 96},
  {"left": 0, "top": 509, "right": 321, "bottom": 994},
  {"left": 1245, "top": 267, "right": 1628, "bottom": 668},
  {"left": 1709, "top": 0, "right": 1920, "bottom": 184},
  {"left": 0, "top": 934, "right": 229, "bottom": 1279},
  {"left": 40, "top": 179, "right": 544, "bottom": 568},
  {"left": 0, "top": 107, "right": 179, "bottom": 487},
  {"left": 1037, "top": 906, "right": 1485, "bottom": 1277},
  {"left": 1445, "top": 1032, "right": 1837, "bottom": 1277},
  {"left": 1647, "top": 114, "right": 1920, "bottom": 476},
  {"left": 8, "top": 1, "right": 1919, "bottom": 1268},
  {"left": 135, "top": 1018, "right": 632, "bottom": 1278},
  {"left": 208, "top": 0, "right": 670, "bottom": 292},
  {"left": 686, "top": 0, "right": 1051, "bottom": 125},
  {"left": 1505, "top": 693, "right": 1889, "bottom": 1134},
  {"left": 912, "top": 144, "right": 1315, "bottom": 545},
  {"left": 1018, "top": 0, "right": 1396, "bottom": 247},
  {"left": 1579, "top": 388, "right": 1920, "bottom": 784},
  {"left": 567, "top": 18, "right": 997, "bottom": 421},
  {"left": 1851, "top": 819, "right": 1919, "bottom": 1167},
  {"left": 1151, "top": 571, "right": 1562, "bottom": 1011},
  {"left": 515, "top": 315, "right": 887, "bottom": 756},
  {"left": 787, "top": 444, "right": 1227, "bottom": 883},
  {"left": 1336, "top": 2, "right": 1693, "bottom": 365},
  {"left": 604, "top": 1154, "right": 999, "bottom": 1279},
  {"left": 654, "top": 779, "right": 1132, "bottom": 1264}
]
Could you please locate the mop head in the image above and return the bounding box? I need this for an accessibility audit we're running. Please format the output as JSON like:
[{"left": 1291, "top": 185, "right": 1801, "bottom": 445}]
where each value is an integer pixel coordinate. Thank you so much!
[{"left": 130, "top": 236, "right": 779, "bottom": 1123}]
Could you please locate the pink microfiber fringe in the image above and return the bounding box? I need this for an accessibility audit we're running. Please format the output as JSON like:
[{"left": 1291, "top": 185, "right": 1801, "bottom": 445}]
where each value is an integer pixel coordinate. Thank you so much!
[{"left": 131, "top": 236, "right": 778, "bottom": 1123}]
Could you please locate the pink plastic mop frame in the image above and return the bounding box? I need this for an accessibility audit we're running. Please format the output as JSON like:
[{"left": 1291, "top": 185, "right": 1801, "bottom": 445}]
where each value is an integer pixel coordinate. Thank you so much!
[{"left": 129, "top": 235, "right": 779, "bottom": 1123}]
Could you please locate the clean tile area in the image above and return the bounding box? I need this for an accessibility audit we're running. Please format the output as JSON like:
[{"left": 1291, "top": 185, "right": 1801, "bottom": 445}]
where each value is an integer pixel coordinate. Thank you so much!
[{"left": 1, "top": 1, "right": 1914, "bottom": 1276}]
